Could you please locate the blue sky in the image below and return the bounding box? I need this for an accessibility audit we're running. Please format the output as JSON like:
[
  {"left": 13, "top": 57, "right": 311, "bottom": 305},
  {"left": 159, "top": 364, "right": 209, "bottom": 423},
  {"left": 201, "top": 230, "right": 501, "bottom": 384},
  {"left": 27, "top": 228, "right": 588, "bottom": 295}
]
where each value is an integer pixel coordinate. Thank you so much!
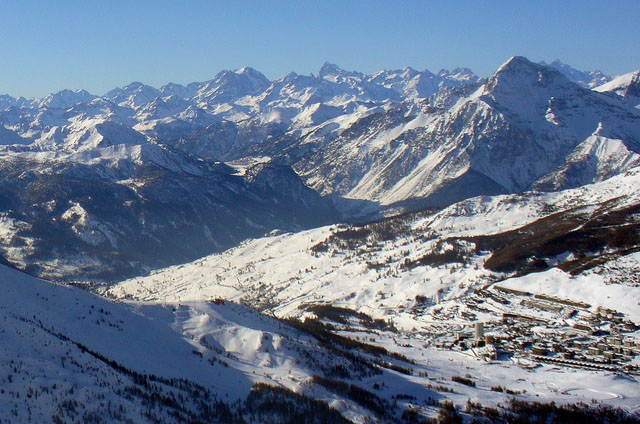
[{"left": 0, "top": 0, "right": 638, "bottom": 97}]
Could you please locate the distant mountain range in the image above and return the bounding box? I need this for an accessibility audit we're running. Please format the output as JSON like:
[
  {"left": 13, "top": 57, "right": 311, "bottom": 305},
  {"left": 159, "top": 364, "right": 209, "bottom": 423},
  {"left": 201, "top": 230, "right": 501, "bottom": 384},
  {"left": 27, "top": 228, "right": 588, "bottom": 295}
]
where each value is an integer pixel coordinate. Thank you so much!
[
  {"left": 290, "top": 58, "right": 639, "bottom": 212},
  {"left": 541, "top": 59, "right": 613, "bottom": 88},
  {"left": 0, "top": 57, "right": 638, "bottom": 281}
]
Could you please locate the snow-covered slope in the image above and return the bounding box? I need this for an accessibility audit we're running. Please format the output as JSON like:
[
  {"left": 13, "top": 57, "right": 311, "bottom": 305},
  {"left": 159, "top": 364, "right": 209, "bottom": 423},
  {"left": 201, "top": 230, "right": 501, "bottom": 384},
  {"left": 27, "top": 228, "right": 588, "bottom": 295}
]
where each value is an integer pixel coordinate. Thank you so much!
[
  {"left": 105, "top": 82, "right": 162, "bottom": 109},
  {"left": 105, "top": 168, "right": 640, "bottom": 420},
  {"left": 0, "top": 262, "right": 247, "bottom": 421},
  {"left": 0, "top": 62, "right": 485, "bottom": 279},
  {"left": 0, "top": 261, "right": 435, "bottom": 422},
  {"left": 7, "top": 229, "right": 638, "bottom": 423},
  {"left": 106, "top": 167, "right": 640, "bottom": 314},
  {"left": 39, "top": 89, "right": 97, "bottom": 109},
  {"left": 0, "top": 125, "right": 29, "bottom": 145},
  {"left": 192, "top": 67, "right": 270, "bottom": 107},
  {"left": 3, "top": 57, "right": 640, "bottom": 422},
  {"left": 596, "top": 70, "right": 640, "bottom": 108},
  {"left": 0, "top": 57, "right": 638, "bottom": 279}
]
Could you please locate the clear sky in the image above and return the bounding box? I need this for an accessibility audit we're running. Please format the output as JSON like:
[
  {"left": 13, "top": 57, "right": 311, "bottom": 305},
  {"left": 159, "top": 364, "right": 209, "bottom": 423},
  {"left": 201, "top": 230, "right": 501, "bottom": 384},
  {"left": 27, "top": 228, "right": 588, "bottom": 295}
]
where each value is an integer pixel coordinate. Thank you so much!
[{"left": 0, "top": 0, "right": 638, "bottom": 98}]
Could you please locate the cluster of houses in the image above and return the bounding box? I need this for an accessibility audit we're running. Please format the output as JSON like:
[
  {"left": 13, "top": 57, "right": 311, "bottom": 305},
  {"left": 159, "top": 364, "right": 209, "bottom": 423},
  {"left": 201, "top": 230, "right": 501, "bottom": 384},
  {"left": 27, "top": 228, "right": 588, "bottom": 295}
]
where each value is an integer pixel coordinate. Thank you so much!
[{"left": 425, "top": 284, "right": 640, "bottom": 375}]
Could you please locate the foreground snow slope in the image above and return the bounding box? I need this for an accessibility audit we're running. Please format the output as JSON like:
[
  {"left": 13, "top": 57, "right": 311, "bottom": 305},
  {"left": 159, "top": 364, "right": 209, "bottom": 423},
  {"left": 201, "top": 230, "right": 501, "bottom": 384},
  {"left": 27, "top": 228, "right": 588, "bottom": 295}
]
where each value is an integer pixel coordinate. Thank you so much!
[
  {"left": 1, "top": 262, "right": 463, "bottom": 423},
  {"left": 0, "top": 263, "right": 249, "bottom": 422}
]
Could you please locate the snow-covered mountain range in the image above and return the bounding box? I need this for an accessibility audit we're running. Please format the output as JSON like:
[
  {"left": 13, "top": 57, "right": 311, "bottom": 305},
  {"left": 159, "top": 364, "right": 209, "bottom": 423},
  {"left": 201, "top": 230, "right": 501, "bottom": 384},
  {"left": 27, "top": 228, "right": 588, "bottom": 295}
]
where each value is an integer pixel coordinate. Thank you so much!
[
  {"left": 289, "top": 57, "right": 639, "bottom": 212},
  {"left": 0, "top": 57, "right": 637, "bottom": 283},
  {"left": 543, "top": 59, "right": 612, "bottom": 88}
]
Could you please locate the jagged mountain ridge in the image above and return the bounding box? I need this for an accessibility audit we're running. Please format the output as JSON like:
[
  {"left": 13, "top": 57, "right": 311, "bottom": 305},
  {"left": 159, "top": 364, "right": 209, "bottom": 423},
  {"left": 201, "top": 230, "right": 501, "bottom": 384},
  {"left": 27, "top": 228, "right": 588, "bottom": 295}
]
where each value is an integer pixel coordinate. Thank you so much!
[
  {"left": 2, "top": 58, "right": 640, "bottom": 422},
  {"left": 0, "top": 62, "right": 485, "bottom": 281},
  {"left": 0, "top": 62, "right": 480, "bottom": 153},
  {"left": 283, "top": 57, "right": 640, "bottom": 211},
  {"left": 543, "top": 59, "right": 612, "bottom": 88}
]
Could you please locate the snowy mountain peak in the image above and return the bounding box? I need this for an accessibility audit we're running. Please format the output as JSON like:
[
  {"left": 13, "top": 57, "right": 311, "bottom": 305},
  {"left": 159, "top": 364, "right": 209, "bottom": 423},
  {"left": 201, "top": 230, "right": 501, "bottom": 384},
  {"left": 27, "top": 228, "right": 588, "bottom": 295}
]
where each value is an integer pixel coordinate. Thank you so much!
[
  {"left": 0, "top": 94, "right": 16, "bottom": 110},
  {"left": 127, "top": 81, "right": 144, "bottom": 88},
  {"left": 0, "top": 94, "right": 35, "bottom": 111},
  {"left": 40, "top": 88, "right": 97, "bottom": 109},
  {"left": 120, "top": 81, "right": 155, "bottom": 93},
  {"left": 159, "top": 81, "right": 194, "bottom": 99},
  {"left": 280, "top": 71, "right": 301, "bottom": 85},
  {"left": 235, "top": 66, "right": 253, "bottom": 74},
  {"left": 104, "top": 82, "right": 162, "bottom": 108},
  {"left": 318, "top": 62, "right": 364, "bottom": 82},
  {"left": 195, "top": 67, "right": 271, "bottom": 105},
  {"left": 595, "top": 69, "right": 640, "bottom": 107},
  {"left": 486, "top": 56, "right": 570, "bottom": 95},
  {"left": 437, "top": 67, "right": 478, "bottom": 83},
  {"left": 234, "top": 66, "right": 270, "bottom": 88},
  {"left": 401, "top": 66, "right": 418, "bottom": 78},
  {"left": 212, "top": 68, "right": 266, "bottom": 83},
  {"left": 235, "top": 65, "right": 267, "bottom": 79},
  {"left": 318, "top": 62, "right": 343, "bottom": 78},
  {"left": 495, "top": 55, "right": 540, "bottom": 73}
]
